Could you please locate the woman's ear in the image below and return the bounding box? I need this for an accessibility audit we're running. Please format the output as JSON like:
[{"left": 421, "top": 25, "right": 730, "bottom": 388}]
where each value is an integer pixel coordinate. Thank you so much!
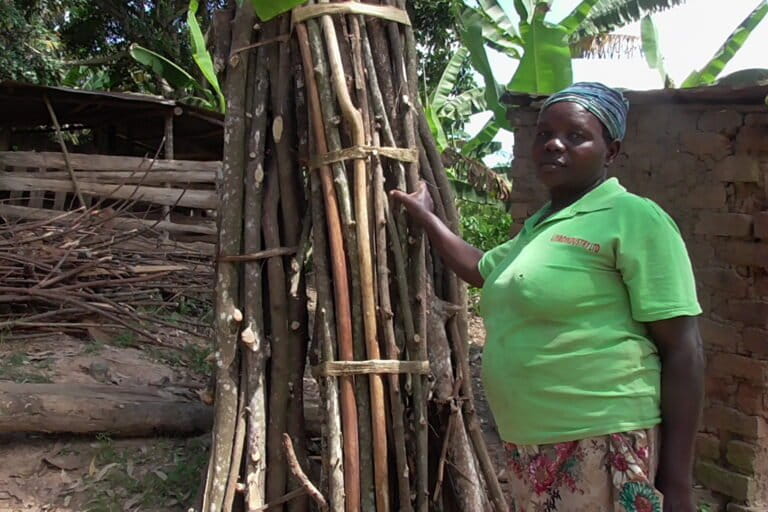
[{"left": 605, "top": 140, "right": 621, "bottom": 166}]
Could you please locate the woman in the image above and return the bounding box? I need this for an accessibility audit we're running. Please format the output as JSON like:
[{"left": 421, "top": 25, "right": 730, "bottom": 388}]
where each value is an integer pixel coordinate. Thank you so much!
[{"left": 392, "top": 82, "right": 704, "bottom": 512}]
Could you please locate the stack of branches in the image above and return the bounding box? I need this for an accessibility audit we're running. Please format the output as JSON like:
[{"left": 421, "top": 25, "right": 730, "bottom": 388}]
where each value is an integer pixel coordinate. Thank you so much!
[
  {"left": 202, "top": 1, "right": 507, "bottom": 511},
  {"left": 0, "top": 201, "right": 213, "bottom": 345}
]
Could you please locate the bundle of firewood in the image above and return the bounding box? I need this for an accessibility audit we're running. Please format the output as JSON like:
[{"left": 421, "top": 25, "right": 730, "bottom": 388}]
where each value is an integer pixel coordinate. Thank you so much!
[
  {"left": 0, "top": 203, "right": 213, "bottom": 344},
  {"left": 202, "top": 1, "right": 507, "bottom": 511}
]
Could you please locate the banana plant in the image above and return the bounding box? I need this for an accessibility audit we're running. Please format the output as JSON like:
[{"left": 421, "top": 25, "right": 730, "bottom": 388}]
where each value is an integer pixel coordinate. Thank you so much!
[
  {"left": 129, "top": 0, "right": 227, "bottom": 112},
  {"left": 682, "top": 0, "right": 768, "bottom": 87},
  {"left": 456, "top": 0, "right": 602, "bottom": 155},
  {"left": 639, "top": 15, "right": 673, "bottom": 87},
  {"left": 189, "top": 0, "right": 226, "bottom": 111}
]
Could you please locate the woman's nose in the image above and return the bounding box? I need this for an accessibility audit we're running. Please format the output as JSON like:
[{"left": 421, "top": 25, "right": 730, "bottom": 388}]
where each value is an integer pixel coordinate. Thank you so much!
[{"left": 544, "top": 136, "right": 565, "bottom": 152}]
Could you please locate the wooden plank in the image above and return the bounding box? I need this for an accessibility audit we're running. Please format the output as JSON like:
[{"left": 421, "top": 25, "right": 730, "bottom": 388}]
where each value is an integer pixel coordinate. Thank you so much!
[
  {"left": 11, "top": 170, "right": 216, "bottom": 185},
  {"left": 0, "top": 151, "right": 222, "bottom": 173},
  {"left": 0, "top": 204, "right": 217, "bottom": 235},
  {"left": 0, "top": 382, "right": 213, "bottom": 437},
  {"left": 28, "top": 168, "right": 44, "bottom": 208},
  {"left": 0, "top": 175, "right": 217, "bottom": 209}
]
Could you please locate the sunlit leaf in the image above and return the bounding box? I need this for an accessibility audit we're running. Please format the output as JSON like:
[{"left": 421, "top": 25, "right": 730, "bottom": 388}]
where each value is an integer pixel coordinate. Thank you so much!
[
  {"left": 129, "top": 44, "right": 197, "bottom": 90},
  {"left": 682, "top": 0, "right": 768, "bottom": 87},
  {"left": 188, "top": 0, "right": 226, "bottom": 112},
  {"left": 252, "top": 0, "right": 305, "bottom": 21}
]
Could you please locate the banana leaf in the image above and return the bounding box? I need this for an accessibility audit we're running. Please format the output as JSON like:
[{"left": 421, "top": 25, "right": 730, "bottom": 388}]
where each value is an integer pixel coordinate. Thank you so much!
[
  {"left": 251, "top": 0, "right": 305, "bottom": 21},
  {"left": 682, "top": 0, "right": 768, "bottom": 88},
  {"left": 514, "top": 0, "right": 537, "bottom": 24},
  {"left": 575, "top": 0, "right": 687, "bottom": 39},
  {"left": 478, "top": 0, "right": 521, "bottom": 40},
  {"left": 440, "top": 88, "right": 486, "bottom": 120},
  {"left": 461, "top": 118, "right": 501, "bottom": 157},
  {"left": 560, "top": 0, "right": 601, "bottom": 34},
  {"left": 129, "top": 44, "right": 197, "bottom": 90},
  {"left": 430, "top": 46, "right": 470, "bottom": 113},
  {"left": 460, "top": 10, "right": 510, "bottom": 131},
  {"left": 507, "top": 10, "right": 573, "bottom": 94},
  {"left": 188, "top": 0, "right": 226, "bottom": 112},
  {"left": 640, "top": 14, "right": 672, "bottom": 86},
  {"left": 426, "top": 102, "right": 449, "bottom": 150},
  {"left": 462, "top": 6, "right": 523, "bottom": 59}
]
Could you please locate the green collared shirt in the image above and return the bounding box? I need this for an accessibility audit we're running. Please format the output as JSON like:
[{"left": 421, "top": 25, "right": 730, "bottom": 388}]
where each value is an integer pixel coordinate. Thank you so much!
[{"left": 478, "top": 178, "right": 701, "bottom": 445}]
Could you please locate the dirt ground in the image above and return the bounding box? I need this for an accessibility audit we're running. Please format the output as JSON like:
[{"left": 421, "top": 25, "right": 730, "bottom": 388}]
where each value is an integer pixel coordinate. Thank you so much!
[
  {"left": 0, "top": 315, "right": 502, "bottom": 512},
  {"left": 0, "top": 333, "right": 211, "bottom": 512}
]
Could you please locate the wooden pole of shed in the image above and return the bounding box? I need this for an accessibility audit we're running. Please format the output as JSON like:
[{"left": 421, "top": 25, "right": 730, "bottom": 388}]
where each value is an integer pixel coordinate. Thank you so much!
[{"left": 163, "top": 110, "right": 175, "bottom": 240}]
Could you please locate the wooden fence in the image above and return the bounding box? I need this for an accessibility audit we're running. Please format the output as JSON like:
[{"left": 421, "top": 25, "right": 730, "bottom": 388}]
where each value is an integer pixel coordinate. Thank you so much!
[{"left": 0, "top": 151, "right": 219, "bottom": 245}]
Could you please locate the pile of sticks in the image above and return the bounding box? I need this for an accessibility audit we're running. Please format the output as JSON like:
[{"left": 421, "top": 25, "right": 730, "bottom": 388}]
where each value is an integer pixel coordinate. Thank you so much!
[
  {"left": 202, "top": 1, "right": 507, "bottom": 511},
  {"left": 0, "top": 202, "right": 213, "bottom": 344}
]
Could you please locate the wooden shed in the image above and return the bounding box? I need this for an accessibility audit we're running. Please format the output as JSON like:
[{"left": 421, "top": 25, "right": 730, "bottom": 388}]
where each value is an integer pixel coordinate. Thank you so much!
[{"left": 0, "top": 81, "right": 225, "bottom": 248}]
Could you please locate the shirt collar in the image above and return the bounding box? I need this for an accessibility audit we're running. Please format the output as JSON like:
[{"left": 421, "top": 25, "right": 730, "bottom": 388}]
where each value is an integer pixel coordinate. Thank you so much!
[{"left": 523, "top": 178, "right": 626, "bottom": 231}]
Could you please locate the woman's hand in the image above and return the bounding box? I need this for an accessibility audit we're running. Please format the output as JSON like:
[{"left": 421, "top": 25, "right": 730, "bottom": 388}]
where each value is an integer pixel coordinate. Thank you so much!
[{"left": 390, "top": 181, "right": 434, "bottom": 222}]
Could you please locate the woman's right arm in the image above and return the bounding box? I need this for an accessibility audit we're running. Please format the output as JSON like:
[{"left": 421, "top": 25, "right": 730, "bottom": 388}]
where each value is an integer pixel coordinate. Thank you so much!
[{"left": 390, "top": 182, "right": 485, "bottom": 288}]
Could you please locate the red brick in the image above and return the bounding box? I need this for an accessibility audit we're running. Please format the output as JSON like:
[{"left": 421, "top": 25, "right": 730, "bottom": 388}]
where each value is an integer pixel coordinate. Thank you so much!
[
  {"left": 755, "top": 212, "right": 768, "bottom": 239},
  {"left": 736, "top": 384, "right": 764, "bottom": 416},
  {"left": 681, "top": 131, "right": 733, "bottom": 159},
  {"left": 714, "top": 155, "right": 761, "bottom": 183},
  {"left": 696, "top": 268, "right": 750, "bottom": 297},
  {"left": 743, "top": 328, "right": 768, "bottom": 358},
  {"left": 735, "top": 125, "right": 768, "bottom": 154},
  {"left": 710, "top": 353, "right": 768, "bottom": 383},
  {"left": 726, "top": 300, "right": 768, "bottom": 328},
  {"left": 715, "top": 242, "right": 768, "bottom": 268},
  {"left": 704, "top": 405, "right": 768, "bottom": 438},
  {"left": 695, "top": 212, "right": 753, "bottom": 237},
  {"left": 698, "top": 109, "right": 743, "bottom": 134},
  {"left": 706, "top": 375, "right": 736, "bottom": 404},
  {"left": 699, "top": 317, "right": 743, "bottom": 350},
  {"left": 686, "top": 184, "right": 727, "bottom": 209}
]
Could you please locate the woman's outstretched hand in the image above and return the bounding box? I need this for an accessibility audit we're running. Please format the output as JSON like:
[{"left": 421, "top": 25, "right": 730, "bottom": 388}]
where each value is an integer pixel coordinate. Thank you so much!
[{"left": 389, "top": 181, "right": 434, "bottom": 221}]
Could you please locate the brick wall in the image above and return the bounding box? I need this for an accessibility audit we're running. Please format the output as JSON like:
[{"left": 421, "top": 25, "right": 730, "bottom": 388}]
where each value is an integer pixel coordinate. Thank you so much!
[{"left": 506, "top": 95, "right": 768, "bottom": 511}]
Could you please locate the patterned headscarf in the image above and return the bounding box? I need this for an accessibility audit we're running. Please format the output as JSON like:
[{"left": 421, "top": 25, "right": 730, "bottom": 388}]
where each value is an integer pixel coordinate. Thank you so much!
[{"left": 540, "top": 82, "right": 630, "bottom": 141}]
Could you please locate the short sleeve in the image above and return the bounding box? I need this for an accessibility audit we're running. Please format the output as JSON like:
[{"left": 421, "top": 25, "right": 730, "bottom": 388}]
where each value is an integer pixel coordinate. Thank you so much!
[
  {"left": 616, "top": 198, "right": 702, "bottom": 322},
  {"left": 478, "top": 238, "right": 518, "bottom": 280}
]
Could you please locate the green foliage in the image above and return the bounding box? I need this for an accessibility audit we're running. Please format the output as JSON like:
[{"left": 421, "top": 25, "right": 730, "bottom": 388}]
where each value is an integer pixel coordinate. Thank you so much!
[
  {"left": 0, "top": 0, "right": 62, "bottom": 84},
  {"left": 410, "top": 0, "right": 474, "bottom": 97},
  {"left": 640, "top": 14, "right": 673, "bottom": 86},
  {"left": 682, "top": 0, "right": 768, "bottom": 87},
  {"left": 251, "top": 0, "right": 305, "bottom": 21},
  {"left": 508, "top": 6, "right": 574, "bottom": 94},
  {"left": 575, "top": 0, "right": 688, "bottom": 39},
  {"left": 458, "top": 200, "right": 513, "bottom": 253},
  {"left": 129, "top": 44, "right": 198, "bottom": 90},
  {"left": 188, "top": 0, "right": 226, "bottom": 111}
]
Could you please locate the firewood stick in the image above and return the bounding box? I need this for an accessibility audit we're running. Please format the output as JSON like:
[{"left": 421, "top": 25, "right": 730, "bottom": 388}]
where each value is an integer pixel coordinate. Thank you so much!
[
  {"left": 318, "top": 7, "right": 390, "bottom": 510},
  {"left": 296, "top": 21, "right": 360, "bottom": 512},
  {"left": 282, "top": 434, "right": 329, "bottom": 512}
]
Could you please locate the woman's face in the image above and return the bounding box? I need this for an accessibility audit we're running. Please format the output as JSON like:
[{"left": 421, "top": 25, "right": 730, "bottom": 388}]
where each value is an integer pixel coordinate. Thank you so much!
[{"left": 532, "top": 102, "right": 620, "bottom": 194}]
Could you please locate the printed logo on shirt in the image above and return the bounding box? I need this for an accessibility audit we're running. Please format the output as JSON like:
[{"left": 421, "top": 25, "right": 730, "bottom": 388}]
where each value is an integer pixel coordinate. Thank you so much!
[{"left": 551, "top": 234, "right": 601, "bottom": 253}]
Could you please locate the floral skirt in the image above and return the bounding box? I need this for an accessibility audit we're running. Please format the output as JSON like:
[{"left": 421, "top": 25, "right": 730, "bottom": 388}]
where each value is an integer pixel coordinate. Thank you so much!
[{"left": 504, "top": 428, "right": 663, "bottom": 512}]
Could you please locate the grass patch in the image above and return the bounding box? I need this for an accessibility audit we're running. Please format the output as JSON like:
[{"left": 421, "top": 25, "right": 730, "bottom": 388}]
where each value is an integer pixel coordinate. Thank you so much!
[
  {"left": 81, "top": 436, "right": 209, "bottom": 512},
  {"left": 0, "top": 352, "right": 53, "bottom": 383}
]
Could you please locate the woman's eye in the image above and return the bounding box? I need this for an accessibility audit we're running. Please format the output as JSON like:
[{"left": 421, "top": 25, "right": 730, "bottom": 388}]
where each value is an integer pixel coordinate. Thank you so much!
[{"left": 569, "top": 132, "right": 586, "bottom": 142}]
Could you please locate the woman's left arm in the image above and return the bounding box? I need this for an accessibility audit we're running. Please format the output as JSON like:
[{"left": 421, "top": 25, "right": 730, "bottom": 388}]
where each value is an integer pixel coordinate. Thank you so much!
[{"left": 646, "top": 315, "right": 705, "bottom": 512}]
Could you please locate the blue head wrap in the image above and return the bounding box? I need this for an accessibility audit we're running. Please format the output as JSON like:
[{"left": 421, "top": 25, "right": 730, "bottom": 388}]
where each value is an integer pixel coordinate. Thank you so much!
[{"left": 540, "top": 82, "right": 630, "bottom": 141}]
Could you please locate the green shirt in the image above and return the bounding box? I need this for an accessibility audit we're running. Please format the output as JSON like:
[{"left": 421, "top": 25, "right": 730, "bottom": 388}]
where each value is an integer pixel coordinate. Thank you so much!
[{"left": 478, "top": 178, "right": 701, "bottom": 445}]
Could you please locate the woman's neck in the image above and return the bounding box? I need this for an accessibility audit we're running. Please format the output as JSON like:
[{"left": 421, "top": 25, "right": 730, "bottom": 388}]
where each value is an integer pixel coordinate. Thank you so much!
[{"left": 548, "top": 175, "right": 607, "bottom": 211}]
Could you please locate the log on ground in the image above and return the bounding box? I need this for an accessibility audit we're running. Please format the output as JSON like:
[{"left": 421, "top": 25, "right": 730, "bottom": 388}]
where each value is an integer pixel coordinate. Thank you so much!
[{"left": 0, "top": 382, "right": 213, "bottom": 436}]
